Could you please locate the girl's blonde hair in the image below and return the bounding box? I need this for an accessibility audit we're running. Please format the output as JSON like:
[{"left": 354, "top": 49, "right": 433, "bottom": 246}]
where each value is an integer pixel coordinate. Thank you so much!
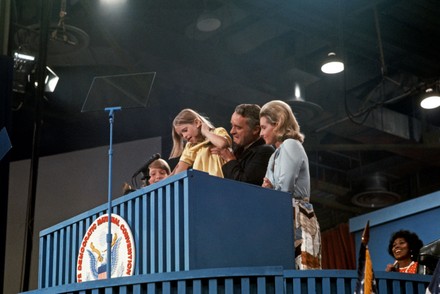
[
  {"left": 148, "top": 158, "right": 171, "bottom": 175},
  {"left": 260, "top": 100, "right": 305, "bottom": 143},
  {"left": 169, "top": 108, "right": 215, "bottom": 158}
]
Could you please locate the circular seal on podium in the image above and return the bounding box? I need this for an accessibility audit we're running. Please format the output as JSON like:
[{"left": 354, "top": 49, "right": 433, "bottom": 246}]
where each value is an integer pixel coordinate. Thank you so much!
[{"left": 76, "top": 214, "right": 135, "bottom": 282}]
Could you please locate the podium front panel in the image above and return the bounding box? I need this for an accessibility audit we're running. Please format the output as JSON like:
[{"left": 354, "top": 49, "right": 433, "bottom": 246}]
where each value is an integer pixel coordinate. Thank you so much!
[{"left": 38, "top": 170, "right": 294, "bottom": 289}]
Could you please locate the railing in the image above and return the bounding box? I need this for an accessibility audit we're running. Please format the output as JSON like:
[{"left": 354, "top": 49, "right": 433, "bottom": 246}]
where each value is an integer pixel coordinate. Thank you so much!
[
  {"left": 283, "top": 270, "right": 431, "bottom": 294},
  {"left": 23, "top": 267, "right": 432, "bottom": 294}
]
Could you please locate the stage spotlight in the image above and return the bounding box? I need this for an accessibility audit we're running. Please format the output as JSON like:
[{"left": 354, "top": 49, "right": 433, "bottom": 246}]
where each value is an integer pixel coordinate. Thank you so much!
[
  {"left": 44, "top": 66, "right": 59, "bottom": 92},
  {"left": 33, "top": 66, "right": 59, "bottom": 93},
  {"left": 13, "top": 51, "right": 59, "bottom": 93},
  {"left": 13, "top": 51, "right": 36, "bottom": 93}
]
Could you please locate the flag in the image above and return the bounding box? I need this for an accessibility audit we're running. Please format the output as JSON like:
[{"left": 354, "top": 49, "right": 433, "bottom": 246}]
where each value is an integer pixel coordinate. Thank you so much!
[
  {"left": 98, "top": 264, "right": 107, "bottom": 279},
  {"left": 426, "top": 259, "right": 440, "bottom": 294},
  {"left": 354, "top": 221, "right": 378, "bottom": 294}
]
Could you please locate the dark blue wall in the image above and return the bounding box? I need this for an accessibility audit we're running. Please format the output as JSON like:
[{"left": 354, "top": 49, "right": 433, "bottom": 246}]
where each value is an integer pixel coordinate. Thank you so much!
[{"left": 349, "top": 191, "right": 440, "bottom": 271}]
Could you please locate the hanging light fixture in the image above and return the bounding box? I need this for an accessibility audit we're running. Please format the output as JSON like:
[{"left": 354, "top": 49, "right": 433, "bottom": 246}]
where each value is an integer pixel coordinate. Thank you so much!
[
  {"left": 196, "top": 0, "right": 221, "bottom": 32},
  {"left": 351, "top": 173, "right": 400, "bottom": 208},
  {"left": 321, "top": 52, "right": 344, "bottom": 74},
  {"left": 321, "top": 0, "right": 345, "bottom": 75},
  {"left": 420, "top": 87, "right": 440, "bottom": 110},
  {"left": 285, "top": 82, "right": 323, "bottom": 122},
  {"left": 196, "top": 11, "right": 221, "bottom": 32}
]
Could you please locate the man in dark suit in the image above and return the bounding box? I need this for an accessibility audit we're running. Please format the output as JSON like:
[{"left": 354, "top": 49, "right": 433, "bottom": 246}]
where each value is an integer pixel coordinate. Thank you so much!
[{"left": 211, "top": 104, "right": 275, "bottom": 185}]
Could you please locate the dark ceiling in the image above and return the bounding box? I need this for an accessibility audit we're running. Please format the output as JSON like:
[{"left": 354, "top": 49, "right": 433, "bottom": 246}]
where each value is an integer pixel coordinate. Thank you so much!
[{"left": 8, "top": 0, "right": 440, "bottom": 230}]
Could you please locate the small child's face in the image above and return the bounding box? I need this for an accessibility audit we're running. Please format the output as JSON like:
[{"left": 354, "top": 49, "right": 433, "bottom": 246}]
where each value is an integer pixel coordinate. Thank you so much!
[
  {"left": 148, "top": 168, "right": 169, "bottom": 184},
  {"left": 174, "top": 122, "right": 202, "bottom": 143}
]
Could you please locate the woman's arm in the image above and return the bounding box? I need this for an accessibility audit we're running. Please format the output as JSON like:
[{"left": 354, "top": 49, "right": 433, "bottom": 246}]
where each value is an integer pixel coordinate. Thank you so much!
[
  {"left": 201, "top": 124, "right": 230, "bottom": 149},
  {"left": 274, "top": 139, "right": 304, "bottom": 192}
]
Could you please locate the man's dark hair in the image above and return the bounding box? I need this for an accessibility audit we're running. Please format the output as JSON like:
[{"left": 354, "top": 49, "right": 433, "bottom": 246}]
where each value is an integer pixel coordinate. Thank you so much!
[
  {"left": 387, "top": 230, "right": 423, "bottom": 261},
  {"left": 234, "top": 104, "right": 261, "bottom": 129}
]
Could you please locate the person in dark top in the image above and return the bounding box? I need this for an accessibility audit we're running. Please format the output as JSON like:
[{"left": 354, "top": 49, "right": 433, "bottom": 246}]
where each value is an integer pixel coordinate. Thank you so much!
[{"left": 211, "top": 104, "right": 275, "bottom": 185}]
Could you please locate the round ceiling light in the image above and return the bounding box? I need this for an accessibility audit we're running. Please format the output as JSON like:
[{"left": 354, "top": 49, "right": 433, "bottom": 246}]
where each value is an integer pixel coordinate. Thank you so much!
[
  {"left": 420, "top": 88, "right": 440, "bottom": 109},
  {"left": 196, "top": 12, "right": 221, "bottom": 32},
  {"left": 321, "top": 52, "right": 344, "bottom": 74}
]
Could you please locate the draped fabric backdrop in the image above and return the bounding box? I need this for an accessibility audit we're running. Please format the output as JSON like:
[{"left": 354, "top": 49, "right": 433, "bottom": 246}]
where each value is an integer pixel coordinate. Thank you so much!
[{"left": 321, "top": 223, "right": 356, "bottom": 269}]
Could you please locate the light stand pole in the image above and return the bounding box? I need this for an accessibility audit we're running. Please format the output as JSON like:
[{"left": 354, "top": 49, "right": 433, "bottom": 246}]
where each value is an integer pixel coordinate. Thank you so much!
[{"left": 20, "top": 0, "right": 52, "bottom": 291}]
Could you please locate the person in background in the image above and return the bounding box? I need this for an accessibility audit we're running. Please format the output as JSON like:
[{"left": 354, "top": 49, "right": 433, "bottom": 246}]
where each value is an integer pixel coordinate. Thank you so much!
[
  {"left": 169, "top": 108, "right": 232, "bottom": 178},
  {"left": 122, "top": 158, "right": 172, "bottom": 194},
  {"left": 259, "top": 100, "right": 321, "bottom": 270},
  {"left": 146, "top": 158, "right": 171, "bottom": 185},
  {"left": 211, "top": 104, "right": 274, "bottom": 185},
  {"left": 385, "top": 230, "right": 423, "bottom": 274}
]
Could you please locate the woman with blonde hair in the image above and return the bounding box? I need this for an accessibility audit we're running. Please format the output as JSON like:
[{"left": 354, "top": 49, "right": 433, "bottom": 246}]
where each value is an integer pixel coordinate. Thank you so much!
[
  {"left": 170, "top": 108, "right": 232, "bottom": 177},
  {"left": 260, "top": 100, "right": 321, "bottom": 270}
]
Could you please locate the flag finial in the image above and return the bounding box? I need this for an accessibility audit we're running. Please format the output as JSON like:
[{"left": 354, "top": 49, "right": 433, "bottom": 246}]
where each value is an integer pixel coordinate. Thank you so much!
[{"left": 361, "top": 220, "right": 370, "bottom": 245}]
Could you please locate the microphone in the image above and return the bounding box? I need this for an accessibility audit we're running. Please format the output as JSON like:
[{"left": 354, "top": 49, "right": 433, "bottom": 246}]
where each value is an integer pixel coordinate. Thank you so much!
[{"left": 132, "top": 153, "right": 161, "bottom": 178}]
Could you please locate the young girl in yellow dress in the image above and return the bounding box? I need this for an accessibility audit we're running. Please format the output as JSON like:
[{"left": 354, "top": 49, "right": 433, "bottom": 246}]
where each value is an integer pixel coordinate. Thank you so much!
[{"left": 169, "top": 108, "right": 232, "bottom": 178}]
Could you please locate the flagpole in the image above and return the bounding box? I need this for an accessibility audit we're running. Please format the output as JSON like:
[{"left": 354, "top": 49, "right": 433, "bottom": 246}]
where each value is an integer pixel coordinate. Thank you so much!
[{"left": 354, "top": 221, "right": 378, "bottom": 294}]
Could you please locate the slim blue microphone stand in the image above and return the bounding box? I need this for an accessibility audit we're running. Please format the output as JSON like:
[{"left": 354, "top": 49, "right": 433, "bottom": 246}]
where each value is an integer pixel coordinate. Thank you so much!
[
  {"left": 105, "top": 106, "right": 121, "bottom": 279},
  {"left": 82, "top": 72, "right": 155, "bottom": 279}
]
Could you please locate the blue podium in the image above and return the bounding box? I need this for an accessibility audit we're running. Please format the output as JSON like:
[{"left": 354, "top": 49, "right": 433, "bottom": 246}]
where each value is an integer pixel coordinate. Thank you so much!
[
  {"left": 37, "top": 170, "right": 294, "bottom": 288},
  {"left": 29, "top": 170, "right": 433, "bottom": 294}
]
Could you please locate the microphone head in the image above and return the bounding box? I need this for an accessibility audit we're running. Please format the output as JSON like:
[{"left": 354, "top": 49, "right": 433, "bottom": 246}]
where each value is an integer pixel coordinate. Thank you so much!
[{"left": 132, "top": 153, "right": 162, "bottom": 178}]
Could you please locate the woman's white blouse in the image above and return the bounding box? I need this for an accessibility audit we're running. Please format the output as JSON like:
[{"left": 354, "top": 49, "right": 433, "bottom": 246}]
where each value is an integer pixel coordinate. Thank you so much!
[{"left": 265, "top": 138, "right": 310, "bottom": 200}]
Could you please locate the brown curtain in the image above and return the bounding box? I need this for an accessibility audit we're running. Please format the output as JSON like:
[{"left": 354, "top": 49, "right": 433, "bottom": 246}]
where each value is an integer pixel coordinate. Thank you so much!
[{"left": 321, "top": 223, "right": 356, "bottom": 269}]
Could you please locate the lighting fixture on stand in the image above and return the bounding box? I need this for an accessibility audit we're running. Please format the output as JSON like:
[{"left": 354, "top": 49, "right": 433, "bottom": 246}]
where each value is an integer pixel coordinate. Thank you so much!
[
  {"left": 420, "top": 87, "right": 440, "bottom": 109},
  {"left": 12, "top": 51, "right": 59, "bottom": 111},
  {"left": 43, "top": 66, "right": 59, "bottom": 92},
  {"left": 13, "top": 51, "right": 36, "bottom": 93},
  {"left": 321, "top": 52, "right": 344, "bottom": 74},
  {"left": 27, "top": 67, "right": 60, "bottom": 93}
]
